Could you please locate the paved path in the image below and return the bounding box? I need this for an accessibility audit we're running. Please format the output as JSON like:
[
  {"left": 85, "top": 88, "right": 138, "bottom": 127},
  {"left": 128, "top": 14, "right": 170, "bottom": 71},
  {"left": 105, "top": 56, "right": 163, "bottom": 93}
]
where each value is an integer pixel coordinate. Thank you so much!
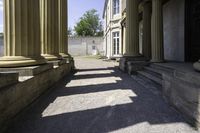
[{"left": 7, "top": 57, "right": 199, "bottom": 133}]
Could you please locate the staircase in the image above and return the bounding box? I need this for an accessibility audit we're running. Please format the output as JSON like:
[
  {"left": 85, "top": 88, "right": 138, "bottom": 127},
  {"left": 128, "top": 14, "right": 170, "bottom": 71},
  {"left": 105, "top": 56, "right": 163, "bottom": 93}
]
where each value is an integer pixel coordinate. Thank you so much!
[{"left": 132, "top": 63, "right": 174, "bottom": 90}]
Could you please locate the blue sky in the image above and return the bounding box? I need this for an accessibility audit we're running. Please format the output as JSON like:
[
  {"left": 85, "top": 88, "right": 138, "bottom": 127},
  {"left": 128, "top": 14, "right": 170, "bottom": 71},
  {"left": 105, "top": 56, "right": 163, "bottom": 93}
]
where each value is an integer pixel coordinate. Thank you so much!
[
  {"left": 0, "top": 0, "right": 105, "bottom": 33},
  {"left": 68, "top": 0, "right": 104, "bottom": 29},
  {"left": 0, "top": 0, "right": 3, "bottom": 32}
]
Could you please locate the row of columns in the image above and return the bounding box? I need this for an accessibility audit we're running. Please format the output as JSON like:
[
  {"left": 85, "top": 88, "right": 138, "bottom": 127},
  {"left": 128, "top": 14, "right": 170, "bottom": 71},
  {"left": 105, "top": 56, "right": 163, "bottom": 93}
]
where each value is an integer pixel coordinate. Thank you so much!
[
  {"left": 124, "top": 0, "right": 164, "bottom": 63},
  {"left": 0, "top": 0, "right": 70, "bottom": 67}
]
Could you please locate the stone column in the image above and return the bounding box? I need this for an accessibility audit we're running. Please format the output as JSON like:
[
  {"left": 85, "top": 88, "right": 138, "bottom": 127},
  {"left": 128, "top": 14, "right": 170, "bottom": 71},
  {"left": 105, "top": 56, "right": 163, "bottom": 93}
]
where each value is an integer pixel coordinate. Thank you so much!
[
  {"left": 58, "top": 0, "right": 70, "bottom": 58},
  {"left": 151, "top": 0, "right": 164, "bottom": 62},
  {"left": 142, "top": 1, "right": 151, "bottom": 59},
  {"left": 194, "top": 60, "right": 200, "bottom": 71},
  {"left": 40, "top": 0, "right": 61, "bottom": 61},
  {"left": 0, "top": 0, "right": 46, "bottom": 67},
  {"left": 124, "top": 0, "right": 140, "bottom": 56}
]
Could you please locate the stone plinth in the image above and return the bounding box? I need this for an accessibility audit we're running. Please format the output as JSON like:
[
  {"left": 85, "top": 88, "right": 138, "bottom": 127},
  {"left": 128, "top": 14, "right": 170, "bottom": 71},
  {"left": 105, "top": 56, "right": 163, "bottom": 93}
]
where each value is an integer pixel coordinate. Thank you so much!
[
  {"left": 0, "top": 64, "right": 53, "bottom": 76},
  {"left": 0, "top": 62, "right": 73, "bottom": 132},
  {"left": 127, "top": 61, "right": 149, "bottom": 75},
  {"left": 119, "top": 56, "right": 147, "bottom": 72},
  {"left": 48, "top": 59, "right": 68, "bottom": 68},
  {"left": 0, "top": 72, "right": 18, "bottom": 89}
]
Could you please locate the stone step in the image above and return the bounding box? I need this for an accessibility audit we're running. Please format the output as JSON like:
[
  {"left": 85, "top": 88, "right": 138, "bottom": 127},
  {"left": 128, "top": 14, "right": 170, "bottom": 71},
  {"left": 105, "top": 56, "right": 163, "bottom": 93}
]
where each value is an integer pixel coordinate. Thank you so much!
[
  {"left": 132, "top": 74, "right": 162, "bottom": 93},
  {"left": 137, "top": 71, "right": 162, "bottom": 86},
  {"left": 150, "top": 63, "right": 174, "bottom": 75},
  {"left": 143, "top": 67, "right": 162, "bottom": 79}
]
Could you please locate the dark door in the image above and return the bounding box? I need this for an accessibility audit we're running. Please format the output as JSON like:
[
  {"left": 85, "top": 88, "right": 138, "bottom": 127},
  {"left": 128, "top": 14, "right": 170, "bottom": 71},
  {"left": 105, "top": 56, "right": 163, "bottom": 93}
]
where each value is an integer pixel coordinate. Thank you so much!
[{"left": 185, "top": 0, "right": 200, "bottom": 62}]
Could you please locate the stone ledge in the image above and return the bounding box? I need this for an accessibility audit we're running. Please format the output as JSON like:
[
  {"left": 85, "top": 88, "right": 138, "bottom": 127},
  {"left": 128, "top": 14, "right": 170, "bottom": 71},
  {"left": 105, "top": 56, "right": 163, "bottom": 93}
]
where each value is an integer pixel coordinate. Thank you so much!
[
  {"left": 0, "top": 63, "right": 53, "bottom": 76},
  {"left": 0, "top": 61, "right": 73, "bottom": 132},
  {"left": 162, "top": 72, "right": 200, "bottom": 129},
  {"left": 48, "top": 59, "right": 68, "bottom": 68},
  {"left": 119, "top": 56, "right": 148, "bottom": 72},
  {"left": 127, "top": 61, "right": 150, "bottom": 75},
  {"left": 0, "top": 72, "right": 19, "bottom": 89}
]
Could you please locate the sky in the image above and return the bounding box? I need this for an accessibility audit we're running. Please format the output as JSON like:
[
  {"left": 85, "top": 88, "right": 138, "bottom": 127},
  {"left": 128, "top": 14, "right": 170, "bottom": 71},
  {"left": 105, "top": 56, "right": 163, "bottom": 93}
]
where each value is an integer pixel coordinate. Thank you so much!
[
  {"left": 0, "top": 0, "right": 105, "bottom": 33},
  {"left": 68, "top": 0, "right": 104, "bottom": 29},
  {"left": 0, "top": 0, "right": 3, "bottom": 32}
]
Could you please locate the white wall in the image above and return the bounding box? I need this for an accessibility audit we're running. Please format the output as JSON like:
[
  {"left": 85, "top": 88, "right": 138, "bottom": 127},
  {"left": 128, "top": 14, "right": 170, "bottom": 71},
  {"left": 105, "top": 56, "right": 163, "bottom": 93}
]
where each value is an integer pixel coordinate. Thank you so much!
[{"left": 68, "top": 37, "right": 104, "bottom": 56}]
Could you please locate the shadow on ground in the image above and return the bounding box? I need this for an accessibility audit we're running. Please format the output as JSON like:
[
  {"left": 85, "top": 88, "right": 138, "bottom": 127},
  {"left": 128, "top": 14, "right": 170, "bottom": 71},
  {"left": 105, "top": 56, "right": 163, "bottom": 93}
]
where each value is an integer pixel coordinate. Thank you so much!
[{"left": 6, "top": 66, "right": 197, "bottom": 133}]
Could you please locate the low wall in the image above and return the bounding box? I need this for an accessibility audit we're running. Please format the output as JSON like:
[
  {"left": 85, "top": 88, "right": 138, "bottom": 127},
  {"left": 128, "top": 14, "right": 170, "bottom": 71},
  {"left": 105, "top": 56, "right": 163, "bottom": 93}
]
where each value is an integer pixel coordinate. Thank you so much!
[
  {"left": 0, "top": 60, "right": 74, "bottom": 132},
  {"left": 68, "top": 37, "right": 104, "bottom": 56},
  {"left": 162, "top": 70, "right": 200, "bottom": 128}
]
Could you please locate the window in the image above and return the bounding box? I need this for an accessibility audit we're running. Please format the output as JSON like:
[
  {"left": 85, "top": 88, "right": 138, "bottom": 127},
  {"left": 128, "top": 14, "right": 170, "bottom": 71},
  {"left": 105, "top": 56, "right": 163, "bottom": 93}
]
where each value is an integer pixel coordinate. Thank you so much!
[
  {"left": 113, "top": 0, "right": 120, "bottom": 15},
  {"left": 92, "top": 46, "right": 96, "bottom": 50},
  {"left": 113, "top": 32, "right": 120, "bottom": 55}
]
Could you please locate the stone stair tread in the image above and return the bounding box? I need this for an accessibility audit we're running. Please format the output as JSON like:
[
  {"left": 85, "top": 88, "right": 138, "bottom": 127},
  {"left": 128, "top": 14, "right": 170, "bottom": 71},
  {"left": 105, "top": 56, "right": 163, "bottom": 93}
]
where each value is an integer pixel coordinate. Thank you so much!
[
  {"left": 137, "top": 71, "right": 162, "bottom": 85},
  {"left": 132, "top": 74, "right": 162, "bottom": 94},
  {"left": 144, "top": 67, "right": 163, "bottom": 78},
  {"left": 150, "top": 64, "right": 174, "bottom": 74}
]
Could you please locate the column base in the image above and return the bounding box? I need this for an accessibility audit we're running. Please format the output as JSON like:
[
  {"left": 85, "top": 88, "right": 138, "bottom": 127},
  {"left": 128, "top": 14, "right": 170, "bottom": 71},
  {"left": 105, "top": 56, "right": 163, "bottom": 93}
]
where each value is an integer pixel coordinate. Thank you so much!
[
  {"left": 0, "top": 56, "right": 47, "bottom": 68},
  {"left": 59, "top": 53, "right": 71, "bottom": 58},
  {"left": 119, "top": 55, "right": 148, "bottom": 72},
  {"left": 194, "top": 61, "right": 200, "bottom": 72},
  {"left": 42, "top": 54, "right": 62, "bottom": 61}
]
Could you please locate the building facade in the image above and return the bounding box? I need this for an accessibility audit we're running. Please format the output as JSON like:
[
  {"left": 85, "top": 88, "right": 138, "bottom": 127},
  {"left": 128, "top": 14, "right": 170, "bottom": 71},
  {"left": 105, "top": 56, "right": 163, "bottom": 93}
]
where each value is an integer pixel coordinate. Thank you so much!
[
  {"left": 117, "top": 0, "right": 200, "bottom": 127},
  {"left": 103, "top": 0, "right": 126, "bottom": 59},
  {"left": 120, "top": 0, "right": 200, "bottom": 63}
]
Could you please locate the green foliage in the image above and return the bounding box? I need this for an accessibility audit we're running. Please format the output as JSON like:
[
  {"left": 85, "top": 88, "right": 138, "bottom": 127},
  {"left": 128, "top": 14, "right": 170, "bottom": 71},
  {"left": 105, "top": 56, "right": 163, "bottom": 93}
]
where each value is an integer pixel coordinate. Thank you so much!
[{"left": 74, "top": 9, "right": 103, "bottom": 37}]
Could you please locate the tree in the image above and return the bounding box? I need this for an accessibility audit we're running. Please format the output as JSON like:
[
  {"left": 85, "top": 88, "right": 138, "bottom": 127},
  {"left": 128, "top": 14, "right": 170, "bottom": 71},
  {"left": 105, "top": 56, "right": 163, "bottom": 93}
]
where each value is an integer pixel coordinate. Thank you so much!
[
  {"left": 68, "top": 27, "right": 73, "bottom": 36},
  {"left": 74, "top": 9, "right": 103, "bottom": 37}
]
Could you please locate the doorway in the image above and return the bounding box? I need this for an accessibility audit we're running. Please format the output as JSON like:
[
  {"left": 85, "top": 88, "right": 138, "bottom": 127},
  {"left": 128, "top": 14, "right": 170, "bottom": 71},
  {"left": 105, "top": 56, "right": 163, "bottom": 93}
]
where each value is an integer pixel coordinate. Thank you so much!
[{"left": 185, "top": 0, "right": 200, "bottom": 62}]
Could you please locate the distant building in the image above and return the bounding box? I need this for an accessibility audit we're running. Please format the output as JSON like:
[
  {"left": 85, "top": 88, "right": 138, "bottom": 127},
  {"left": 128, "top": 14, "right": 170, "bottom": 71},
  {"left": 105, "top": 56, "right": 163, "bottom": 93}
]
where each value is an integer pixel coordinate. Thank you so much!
[
  {"left": 103, "top": 0, "right": 126, "bottom": 59},
  {"left": 68, "top": 37, "right": 104, "bottom": 56}
]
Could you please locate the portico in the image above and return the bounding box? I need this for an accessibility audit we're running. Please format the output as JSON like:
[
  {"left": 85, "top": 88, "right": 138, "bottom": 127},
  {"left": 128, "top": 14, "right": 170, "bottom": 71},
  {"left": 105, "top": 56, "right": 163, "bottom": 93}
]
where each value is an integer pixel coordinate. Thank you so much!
[{"left": 0, "top": 0, "right": 73, "bottom": 131}]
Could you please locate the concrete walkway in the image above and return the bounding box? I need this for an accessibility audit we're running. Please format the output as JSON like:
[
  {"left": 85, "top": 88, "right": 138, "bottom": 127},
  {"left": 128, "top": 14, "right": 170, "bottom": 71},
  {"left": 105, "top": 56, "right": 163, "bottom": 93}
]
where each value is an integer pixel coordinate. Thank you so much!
[{"left": 6, "top": 57, "right": 199, "bottom": 133}]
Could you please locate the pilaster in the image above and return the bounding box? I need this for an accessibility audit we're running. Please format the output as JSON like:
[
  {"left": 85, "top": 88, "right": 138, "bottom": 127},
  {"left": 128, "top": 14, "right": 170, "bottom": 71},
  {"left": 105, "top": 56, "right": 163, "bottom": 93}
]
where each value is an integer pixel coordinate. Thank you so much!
[
  {"left": 142, "top": 2, "right": 152, "bottom": 59},
  {"left": 151, "top": 0, "right": 164, "bottom": 62}
]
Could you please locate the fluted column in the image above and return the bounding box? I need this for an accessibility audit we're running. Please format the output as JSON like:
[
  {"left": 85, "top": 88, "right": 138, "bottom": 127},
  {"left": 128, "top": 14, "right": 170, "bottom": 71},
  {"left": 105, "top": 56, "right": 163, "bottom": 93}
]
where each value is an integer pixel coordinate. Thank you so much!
[
  {"left": 58, "top": 0, "right": 70, "bottom": 58},
  {"left": 0, "top": 0, "right": 46, "bottom": 67},
  {"left": 124, "top": 0, "right": 140, "bottom": 56},
  {"left": 151, "top": 0, "right": 164, "bottom": 62},
  {"left": 40, "top": 0, "right": 61, "bottom": 61},
  {"left": 142, "top": 1, "right": 151, "bottom": 59},
  {"left": 194, "top": 60, "right": 200, "bottom": 71}
]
